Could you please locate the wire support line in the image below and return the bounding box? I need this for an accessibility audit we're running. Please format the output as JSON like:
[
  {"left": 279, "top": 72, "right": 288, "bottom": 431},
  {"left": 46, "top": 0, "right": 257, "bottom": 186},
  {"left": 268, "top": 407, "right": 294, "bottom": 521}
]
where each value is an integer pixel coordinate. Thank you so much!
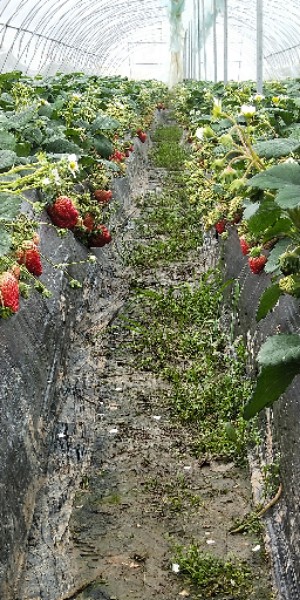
[{"left": 0, "top": 22, "right": 104, "bottom": 59}]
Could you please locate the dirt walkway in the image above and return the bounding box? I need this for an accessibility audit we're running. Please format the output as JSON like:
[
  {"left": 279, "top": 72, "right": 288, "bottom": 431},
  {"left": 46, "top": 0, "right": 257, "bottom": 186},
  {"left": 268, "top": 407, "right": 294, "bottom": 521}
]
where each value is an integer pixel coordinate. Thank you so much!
[{"left": 19, "top": 118, "right": 274, "bottom": 600}]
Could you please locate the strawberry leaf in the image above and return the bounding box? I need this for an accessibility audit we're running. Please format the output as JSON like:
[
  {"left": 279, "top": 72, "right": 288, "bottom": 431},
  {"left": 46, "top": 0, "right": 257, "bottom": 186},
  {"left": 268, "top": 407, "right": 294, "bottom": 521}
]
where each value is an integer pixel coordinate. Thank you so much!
[
  {"left": 244, "top": 334, "right": 300, "bottom": 419},
  {"left": 0, "top": 192, "right": 22, "bottom": 256},
  {"left": 275, "top": 185, "right": 300, "bottom": 209},
  {"left": 253, "top": 138, "right": 300, "bottom": 159},
  {"left": 264, "top": 239, "right": 291, "bottom": 273},
  {"left": 247, "top": 163, "right": 300, "bottom": 190},
  {"left": 256, "top": 283, "right": 282, "bottom": 321},
  {"left": 247, "top": 199, "right": 281, "bottom": 236}
]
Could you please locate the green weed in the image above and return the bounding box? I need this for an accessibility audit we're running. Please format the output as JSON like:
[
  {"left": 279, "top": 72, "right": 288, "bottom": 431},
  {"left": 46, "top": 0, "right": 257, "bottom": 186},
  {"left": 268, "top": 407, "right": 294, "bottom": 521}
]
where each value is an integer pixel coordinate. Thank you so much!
[
  {"left": 150, "top": 124, "right": 187, "bottom": 169},
  {"left": 122, "top": 273, "right": 253, "bottom": 462},
  {"left": 174, "top": 545, "right": 253, "bottom": 598},
  {"left": 152, "top": 125, "right": 183, "bottom": 143}
]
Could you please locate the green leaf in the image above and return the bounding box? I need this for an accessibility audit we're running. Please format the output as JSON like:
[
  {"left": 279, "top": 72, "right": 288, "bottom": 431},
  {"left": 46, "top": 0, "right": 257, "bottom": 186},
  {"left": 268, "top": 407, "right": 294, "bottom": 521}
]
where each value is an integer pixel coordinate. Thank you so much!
[
  {"left": 283, "top": 123, "right": 300, "bottom": 141},
  {"left": 22, "top": 126, "right": 43, "bottom": 146},
  {"left": 0, "top": 92, "right": 14, "bottom": 108},
  {"left": 256, "top": 283, "right": 282, "bottom": 321},
  {"left": 253, "top": 138, "right": 300, "bottom": 158},
  {"left": 8, "top": 108, "right": 36, "bottom": 130},
  {"left": 247, "top": 163, "right": 300, "bottom": 190},
  {"left": 44, "top": 137, "right": 82, "bottom": 154},
  {"left": 15, "top": 142, "right": 32, "bottom": 157},
  {"left": 91, "top": 114, "right": 120, "bottom": 132},
  {"left": 244, "top": 333, "right": 300, "bottom": 419},
  {"left": 0, "top": 130, "right": 16, "bottom": 151},
  {"left": 275, "top": 185, "right": 300, "bottom": 209},
  {"left": 262, "top": 216, "right": 294, "bottom": 242},
  {"left": 243, "top": 202, "right": 260, "bottom": 220},
  {"left": 0, "top": 192, "right": 23, "bottom": 256},
  {"left": 0, "top": 150, "right": 18, "bottom": 171},
  {"left": 265, "top": 239, "right": 291, "bottom": 273},
  {"left": 0, "top": 229, "right": 12, "bottom": 256},
  {"left": 99, "top": 158, "right": 120, "bottom": 172},
  {"left": 91, "top": 134, "right": 114, "bottom": 159},
  {"left": 244, "top": 362, "right": 300, "bottom": 419},
  {"left": 247, "top": 199, "right": 282, "bottom": 236}
]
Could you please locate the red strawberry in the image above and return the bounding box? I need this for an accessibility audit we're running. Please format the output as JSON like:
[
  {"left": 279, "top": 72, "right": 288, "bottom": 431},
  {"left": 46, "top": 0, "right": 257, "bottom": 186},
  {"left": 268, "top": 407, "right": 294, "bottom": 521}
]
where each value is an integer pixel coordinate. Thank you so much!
[
  {"left": 239, "top": 237, "right": 250, "bottom": 256},
  {"left": 138, "top": 131, "right": 147, "bottom": 143},
  {"left": 215, "top": 219, "right": 226, "bottom": 234},
  {"left": 125, "top": 149, "right": 130, "bottom": 157},
  {"left": 89, "top": 225, "right": 112, "bottom": 247},
  {"left": 248, "top": 255, "right": 267, "bottom": 274},
  {"left": 94, "top": 189, "right": 112, "bottom": 204},
  {"left": 110, "top": 150, "right": 125, "bottom": 162},
  {"left": 47, "top": 196, "right": 79, "bottom": 229},
  {"left": 83, "top": 213, "right": 95, "bottom": 232},
  {"left": 0, "top": 272, "right": 19, "bottom": 313},
  {"left": 17, "top": 244, "right": 43, "bottom": 276}
]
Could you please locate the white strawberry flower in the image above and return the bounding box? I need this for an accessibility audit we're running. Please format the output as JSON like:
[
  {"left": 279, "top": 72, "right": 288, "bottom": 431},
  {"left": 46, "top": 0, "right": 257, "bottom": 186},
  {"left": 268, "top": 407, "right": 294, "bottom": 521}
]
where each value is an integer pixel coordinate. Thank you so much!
[
  {"left": 253, "top": 93, "right": 265, "bottom": 102},
  {"left": 195, "top": 127, "right": 205, "bottom": 140},
  {"left": 67, "top": 154, "right": 79, "bottom": 177},
  {"left": 240, "top": 104, "right": 256, "bottom": 118}
]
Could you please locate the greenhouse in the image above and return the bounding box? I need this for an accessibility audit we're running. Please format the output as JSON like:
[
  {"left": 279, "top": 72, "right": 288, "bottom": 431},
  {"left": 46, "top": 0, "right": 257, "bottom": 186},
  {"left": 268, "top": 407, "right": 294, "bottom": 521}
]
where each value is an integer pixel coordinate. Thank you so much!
[{"left": 1, "top": 1, "right": 300, "bottom": 599}]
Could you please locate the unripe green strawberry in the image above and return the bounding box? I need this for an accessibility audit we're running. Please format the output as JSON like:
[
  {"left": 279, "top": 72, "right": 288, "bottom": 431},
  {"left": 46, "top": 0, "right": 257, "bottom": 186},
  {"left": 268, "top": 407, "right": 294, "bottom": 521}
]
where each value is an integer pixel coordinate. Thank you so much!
[
  {"left": 279, "top": 274, "right": 300, "bottom": 297},
  {"left": 279, "top": 251, "right": 300, "bottom": 275}
]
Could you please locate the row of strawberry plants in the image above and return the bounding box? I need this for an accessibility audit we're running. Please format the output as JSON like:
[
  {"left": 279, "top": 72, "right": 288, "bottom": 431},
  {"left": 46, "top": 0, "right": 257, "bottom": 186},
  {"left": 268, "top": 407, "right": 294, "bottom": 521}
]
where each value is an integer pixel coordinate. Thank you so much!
[
  {"left": 0, "top": 71, "right": 168, "bottom": 317},
  {"left": 172, "top": 78, "right": 300, "bottom": 419}
]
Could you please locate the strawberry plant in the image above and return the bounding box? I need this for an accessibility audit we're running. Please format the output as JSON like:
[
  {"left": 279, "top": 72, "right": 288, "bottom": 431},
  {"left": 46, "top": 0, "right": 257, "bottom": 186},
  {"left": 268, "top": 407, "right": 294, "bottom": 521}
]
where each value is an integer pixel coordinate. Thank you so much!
[{"left": 173, "top": 78, "right": 300, "bottom": 419}]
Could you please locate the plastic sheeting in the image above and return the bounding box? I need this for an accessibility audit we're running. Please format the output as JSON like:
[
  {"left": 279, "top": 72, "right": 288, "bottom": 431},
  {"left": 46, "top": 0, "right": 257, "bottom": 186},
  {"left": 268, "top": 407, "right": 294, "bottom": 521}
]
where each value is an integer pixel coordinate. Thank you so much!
[
  {"left": 183, "top": 0, "right": 300, "bottom": 83},
  {"left": 0, "top": 0, "right": 300, "bottom": 83},
  {"left": 0, "top": 0, "right": 170, "bottom": 80}
]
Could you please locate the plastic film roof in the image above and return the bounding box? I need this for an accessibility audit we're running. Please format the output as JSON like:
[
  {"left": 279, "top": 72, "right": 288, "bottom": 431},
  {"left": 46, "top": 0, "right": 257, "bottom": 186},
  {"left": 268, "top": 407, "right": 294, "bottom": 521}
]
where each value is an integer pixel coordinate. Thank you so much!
[
  {"left": 183, "top": 0, "right": 300, "bottom": 83},
  {"left": 1, "top": 0, "right": 300, "bottom": 83},
  {"left": 0, "top": 0, "right": 170, "bottom": 80}
]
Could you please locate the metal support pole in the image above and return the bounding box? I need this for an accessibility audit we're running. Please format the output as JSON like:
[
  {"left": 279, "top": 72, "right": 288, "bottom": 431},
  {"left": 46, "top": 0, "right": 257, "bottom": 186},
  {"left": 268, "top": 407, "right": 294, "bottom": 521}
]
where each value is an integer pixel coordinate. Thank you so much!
[
  {"left": 213, "top": 0, "right": 217, "bottom": 82},
  {"left": 197, "top": 0, "right": 202, "bottom": 79},
  {"left": 189, "top": 22, "right": 193, "bottom": 79},
  {"left": 257, "top": 0, "right": 263, "bottom": 93},
  {"left": 183, "top": 32, "right": 187, "bottom": 79},
  {"left": 193, "top": 0, "right": 198, "bottom": 79},
  {"left": 201, "top": 0, "right": 207, "bottom": 80},
  {"left": 224, "top": 0, "right": 228, "bottom": 83}
]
